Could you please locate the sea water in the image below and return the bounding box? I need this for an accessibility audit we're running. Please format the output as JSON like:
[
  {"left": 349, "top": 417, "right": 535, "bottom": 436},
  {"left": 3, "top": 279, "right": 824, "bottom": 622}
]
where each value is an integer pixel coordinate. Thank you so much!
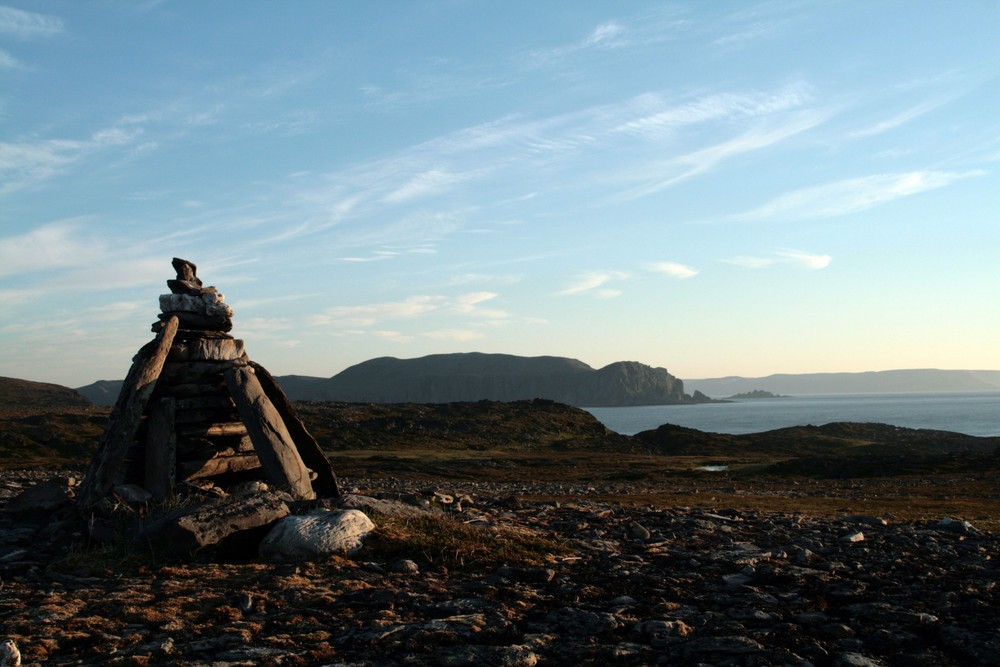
[{"left": 584, "top": 392, "right": 1000, "bottom": 437}]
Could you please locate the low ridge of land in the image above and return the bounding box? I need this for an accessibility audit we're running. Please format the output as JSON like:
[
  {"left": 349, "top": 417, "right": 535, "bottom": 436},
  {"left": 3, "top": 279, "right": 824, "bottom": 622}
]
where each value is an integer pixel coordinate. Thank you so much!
[
  {"left": 688, "top": 369, "right": 1000, "bottom": 397},
  {"left": 0, "top": 376, "right": 93, "bottom": 412}
]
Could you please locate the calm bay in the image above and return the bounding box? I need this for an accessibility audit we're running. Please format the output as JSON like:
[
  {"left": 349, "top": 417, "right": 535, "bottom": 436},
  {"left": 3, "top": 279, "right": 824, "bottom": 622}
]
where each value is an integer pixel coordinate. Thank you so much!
[{"left": 584, "top": 392, "right": 1000, "bottom": 437}]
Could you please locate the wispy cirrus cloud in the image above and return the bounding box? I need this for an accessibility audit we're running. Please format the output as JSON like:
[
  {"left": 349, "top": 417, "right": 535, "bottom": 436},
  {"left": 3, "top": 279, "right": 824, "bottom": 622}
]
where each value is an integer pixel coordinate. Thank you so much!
[
  {"left": 618, "top": 110, "right": 827, "bottom": 200},
  {"left": 0, "top": 220, "right": 103, "bottom": 276},
  {"left": 613, "top": 82, "right": 813, "bottom": 137},
  {"left": 524, "top": 5, "right": 689, "bottom": 69},
  {"left": 384, "top": 168, "right": 476, "bottom": 204},
  {"left": 308, "top": 295, "right": 443, "bottom": 328},
  {"left": 725, "top": 249, "right": 831, "bottom": 270},
  {"left": 712, "top": 18, "right": 792, "bottom": 51},
  {"left": 556, "top": 270, "right": 630, "bottom": 297},
  {"left": 307, "top": 291, "right": 510, "bottom": 331},
  {"left": 0, "top": 221, "right": 172, "bottom": 302},
  {"left": 849, "top": 98, "right": 953, "bottom": 138},
  {"left": 0, "top": 126, "right": 143, "bottom": 194},
  {"left": 527, "top": 21, "right": 631, "bottom": 65},
  {"left": 645, "top": 261, "right": 698, "bottom": 279},
  {"left": 451, "top": 291, "right": 509, "bottom": 320},
  {"left": 310, "top": 81, "right": 827, "bottom": 241},
  {"left": 725, "top": 170, "right": 982, "bottom": 222},
  {"left": 0, "top": 5, "right": 64, "bottom": 39},
  {"left": 776, "top": 249, "right": 831, "bottom": 269},
  {"left": 0, "top": 47, "right": 20, "bottom": 69}
]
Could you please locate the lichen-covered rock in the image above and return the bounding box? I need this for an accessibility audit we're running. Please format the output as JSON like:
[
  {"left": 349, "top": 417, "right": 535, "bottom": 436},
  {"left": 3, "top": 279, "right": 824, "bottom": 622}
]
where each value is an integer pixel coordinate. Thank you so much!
[{"left": 150, "top": 491, "right": 290, "bottom": 553}]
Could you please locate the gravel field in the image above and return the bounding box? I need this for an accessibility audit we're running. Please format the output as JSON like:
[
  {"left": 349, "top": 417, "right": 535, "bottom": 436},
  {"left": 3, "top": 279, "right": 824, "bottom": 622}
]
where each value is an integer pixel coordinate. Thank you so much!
[{"left": 2, "top": 469, "right": 999, "bottom": 666}]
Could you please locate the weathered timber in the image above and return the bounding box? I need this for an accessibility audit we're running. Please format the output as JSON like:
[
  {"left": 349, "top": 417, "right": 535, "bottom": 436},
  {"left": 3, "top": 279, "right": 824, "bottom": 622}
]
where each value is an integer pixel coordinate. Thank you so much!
[
  {"left": 149, "top": 491, "right": 289, "bottom": 554},
  {"left": 176, "top": 437, "right": 220, "bottom": 460},
  {"left": 144, "top": 397, "right": 177, "bottom": 502},
  {"left": 179, "top": 421, "right": 248, "bottom": 438},
  {"left": 79, "top": 316, "right": 179, "bottom": 509},
  {"left": 173, "top": 406, "right": 241, "bottom": 425},
  {"left": 180, "top": 452, "right": 263, "bottom": 480},
  {"left": 174, "top": 395, "right": 236, "bottom": 411},
  {"left": 155, "top": 382, "right": 229, "bottom": 398},
  {"left": 159, "top": 357, "right": 248, "bottom": 385},
  {"left": 225, "top": 366, "right": 315, "bottom": 500},
  {"left": 251, "top": 360, "right": 340, "bottom": 498}
]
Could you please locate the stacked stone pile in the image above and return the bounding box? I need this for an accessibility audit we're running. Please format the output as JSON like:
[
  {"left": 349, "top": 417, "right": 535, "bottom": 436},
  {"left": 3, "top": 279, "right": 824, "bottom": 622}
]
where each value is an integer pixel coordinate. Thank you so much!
[
  {"left": 150, "top": 260, "right": 250, "bottom": 493},
  {"left": 77, "top": 258, "right": 338, "bottom": 510}
]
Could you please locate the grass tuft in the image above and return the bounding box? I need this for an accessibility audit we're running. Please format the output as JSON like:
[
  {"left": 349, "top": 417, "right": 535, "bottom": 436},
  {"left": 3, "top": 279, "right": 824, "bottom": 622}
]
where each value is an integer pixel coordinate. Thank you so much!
[{"left": 357, "top": 511, "right": 572, "bottom": 571}]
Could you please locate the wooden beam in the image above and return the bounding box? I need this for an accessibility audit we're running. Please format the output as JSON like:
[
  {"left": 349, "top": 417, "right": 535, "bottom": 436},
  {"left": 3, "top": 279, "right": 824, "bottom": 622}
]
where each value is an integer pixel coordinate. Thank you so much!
[
  {"left": 159, "top": 357, "right": 247, "bottom": 385},
  {"left": 178, "top": 421, "right": 248, "bottom": 438},
  {"left": 250, "top": 360, "right": 341, "bottom": 498},
  {"left": 144, "top": 397, "right": 176, "bottom": 502},
  {"left": 225, "top": 366, "right": 315, "bottom": 500},
  {"left": 79, "top": 316, "right": 179, "bottom": 509},
  {"left": 179, "top": 452, "right": 262, "bottom": 480}
]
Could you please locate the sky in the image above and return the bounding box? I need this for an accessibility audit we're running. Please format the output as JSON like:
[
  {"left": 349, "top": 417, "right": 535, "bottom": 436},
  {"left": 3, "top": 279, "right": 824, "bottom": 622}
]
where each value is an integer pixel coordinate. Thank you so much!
[{"left": 1, "top": 1, "right": 998, "bottom": 389}]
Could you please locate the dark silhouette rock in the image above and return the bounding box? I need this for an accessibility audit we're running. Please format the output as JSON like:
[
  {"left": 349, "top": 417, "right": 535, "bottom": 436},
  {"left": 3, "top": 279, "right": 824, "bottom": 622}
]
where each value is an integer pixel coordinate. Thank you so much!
[{"left": 281, "top": 353, "right": 688, "bottom": 407}]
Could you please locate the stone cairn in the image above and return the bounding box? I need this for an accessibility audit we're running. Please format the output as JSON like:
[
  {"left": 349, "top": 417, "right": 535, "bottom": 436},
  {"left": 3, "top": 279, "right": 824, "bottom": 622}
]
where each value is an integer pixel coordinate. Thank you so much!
[{"left": 78, "top": 258, "right": 339, "bottom": 509}]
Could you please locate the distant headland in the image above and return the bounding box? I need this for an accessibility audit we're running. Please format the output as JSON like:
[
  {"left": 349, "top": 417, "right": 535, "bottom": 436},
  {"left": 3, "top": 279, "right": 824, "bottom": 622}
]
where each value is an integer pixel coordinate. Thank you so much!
[
  {"left": 728, "top": 390, "right": 786, "bottom": 399},
  {"left": 75, "top": 353, "right": 717, "bottom": 408},
  {"left": 70, "top": 359, "right": 1000, "bottom": 407}
]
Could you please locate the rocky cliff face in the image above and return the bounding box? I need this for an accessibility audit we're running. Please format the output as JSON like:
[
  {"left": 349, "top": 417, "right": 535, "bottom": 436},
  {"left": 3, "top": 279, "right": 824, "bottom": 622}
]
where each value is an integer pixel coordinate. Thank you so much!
[{"left": 286, "top": 353, "right": 687, "bottom": 407}]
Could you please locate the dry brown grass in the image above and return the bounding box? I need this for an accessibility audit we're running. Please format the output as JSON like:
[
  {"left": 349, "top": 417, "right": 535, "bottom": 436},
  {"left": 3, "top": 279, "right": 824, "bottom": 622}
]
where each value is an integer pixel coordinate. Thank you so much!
[{"left": 357, "top": 511, "right": 573, "bottom": 571}]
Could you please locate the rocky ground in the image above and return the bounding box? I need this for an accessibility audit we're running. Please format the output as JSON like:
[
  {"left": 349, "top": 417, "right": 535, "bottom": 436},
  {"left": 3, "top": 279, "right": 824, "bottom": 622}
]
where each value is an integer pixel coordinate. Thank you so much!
[{"left": 2, "top": 470, "right": 999, "bottom": 667}]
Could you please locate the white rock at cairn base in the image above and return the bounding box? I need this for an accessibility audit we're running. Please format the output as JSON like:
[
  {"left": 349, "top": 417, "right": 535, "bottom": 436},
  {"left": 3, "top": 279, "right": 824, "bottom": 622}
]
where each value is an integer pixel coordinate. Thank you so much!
[
  {"left": 0, "top": 639, "right": 20, "bottom": 667},
  {"left": 259, "top": 509, "right": 375, "bottom": 561}
]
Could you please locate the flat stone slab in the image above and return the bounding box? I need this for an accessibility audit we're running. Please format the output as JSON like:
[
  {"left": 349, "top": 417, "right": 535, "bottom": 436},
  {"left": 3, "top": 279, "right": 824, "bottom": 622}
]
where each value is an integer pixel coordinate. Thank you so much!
[
  {"left": 150, "top": 492, "right": 290, "bottom": 554},
  {"left": 337, "top": 493, "right": 442, "bottom": 520}
]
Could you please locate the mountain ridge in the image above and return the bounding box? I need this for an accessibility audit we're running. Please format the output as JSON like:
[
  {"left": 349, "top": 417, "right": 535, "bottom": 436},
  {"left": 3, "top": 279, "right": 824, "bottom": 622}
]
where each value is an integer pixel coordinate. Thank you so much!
[
  {"left": 276, "top": 353, "right": 690, "bottom": 407},
  {"left": 70, "top": 358, "right": 1000, "bottom": 406}
]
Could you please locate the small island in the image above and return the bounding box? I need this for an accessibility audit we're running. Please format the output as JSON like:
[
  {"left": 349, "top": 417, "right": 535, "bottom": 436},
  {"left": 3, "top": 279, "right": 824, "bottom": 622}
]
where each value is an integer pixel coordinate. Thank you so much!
[{"left": 728, "top": 389, "right": 786, "bottom": 399}]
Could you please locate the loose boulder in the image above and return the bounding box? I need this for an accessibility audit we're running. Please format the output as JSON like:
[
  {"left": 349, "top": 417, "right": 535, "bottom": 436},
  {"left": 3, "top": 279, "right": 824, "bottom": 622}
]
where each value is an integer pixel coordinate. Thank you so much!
[{"left": 259, "top": 508, "right": 375, "bottom": 561}]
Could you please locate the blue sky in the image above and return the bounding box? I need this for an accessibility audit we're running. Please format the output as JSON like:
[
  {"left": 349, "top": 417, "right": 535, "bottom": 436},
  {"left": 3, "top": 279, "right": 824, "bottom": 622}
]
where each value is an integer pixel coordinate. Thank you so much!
[{"left": 1, "top": 1, "right": 998, "bottom": 388}]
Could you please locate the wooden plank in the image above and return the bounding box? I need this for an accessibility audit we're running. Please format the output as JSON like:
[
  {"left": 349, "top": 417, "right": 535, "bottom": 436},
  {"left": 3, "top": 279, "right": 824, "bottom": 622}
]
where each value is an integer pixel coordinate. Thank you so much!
[
  {"left": 251, "top": 361, "right": 340, "bottom": 497},
  {"left": 179, "top": 452, "right": 262, "bottom": 480},
  {"left": 153, "top": 382, "right": 229, "bottom": 399},
  {"left": 144, "top": 397, "right": 176, "bottom": 502},
  {"left": 176, "top": 437, "right": 220, "bottom": 460},
  {"left": 225, "top": 366, "right": 315, "bottom": 500},
  {"left": 173, "top": 406, "right": 240, "bottom": 425},
  {"left": 78, "top": 316, "right": 179, "bottom": 509},
  {"left": 159, "top": 358, "right": 247, "bottom": 385},
  {"left": 174, "top": 395, "right": 235, "bottom": 411},
  {"left": 178, "top": 421, "right": 248, "bottom": 438}
]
